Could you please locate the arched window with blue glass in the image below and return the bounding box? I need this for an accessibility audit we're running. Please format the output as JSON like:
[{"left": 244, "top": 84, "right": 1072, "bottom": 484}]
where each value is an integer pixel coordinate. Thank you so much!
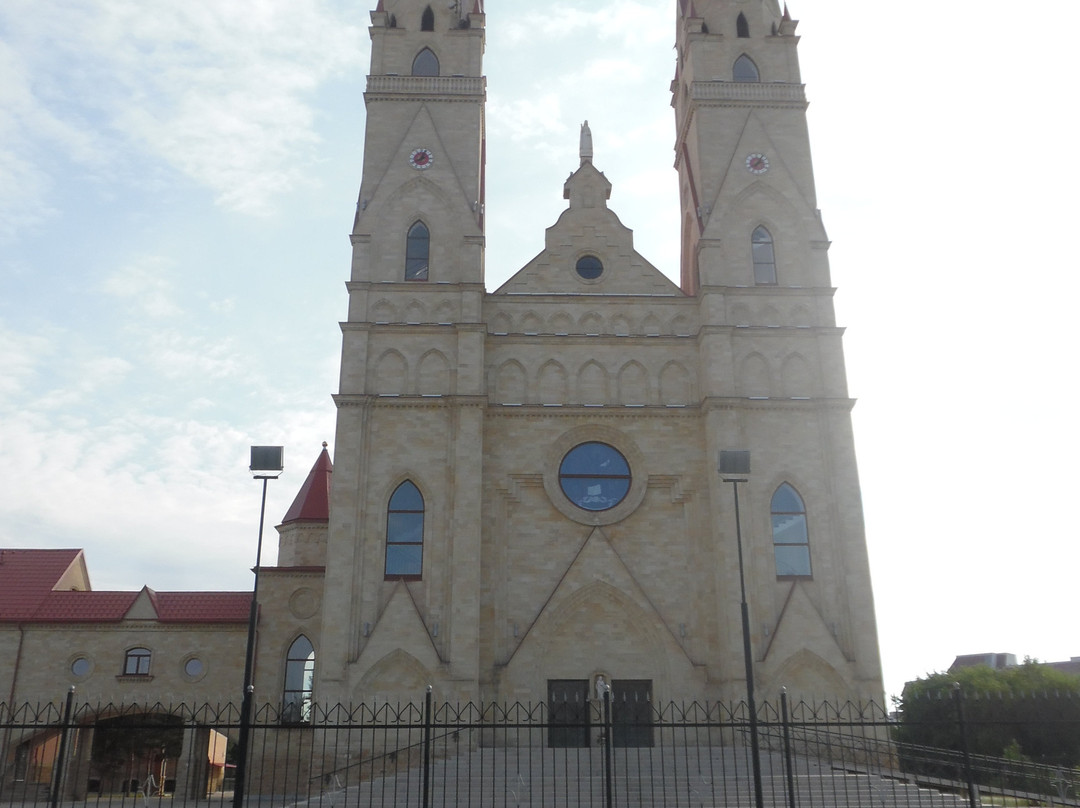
[
  {"left": 282, "top": 635, "right": 315, "bottom": 723},
  {"left": 733, "top": 54, "right": 759, "bottom": 82},
  {"left": 386, "top": 481, "right": 424, "bottom": 579},
  {"left": 752, "top": 226, "right": 777, "bottom": 285},
  {"left": 771, "top": 483, "right": 812, "bottom": 577},
  {"left": 412, "top": 47, "right": 439, "bottom": 76},
  {"left": 406, "top": 221, "right": 430, "bottom": 281}
]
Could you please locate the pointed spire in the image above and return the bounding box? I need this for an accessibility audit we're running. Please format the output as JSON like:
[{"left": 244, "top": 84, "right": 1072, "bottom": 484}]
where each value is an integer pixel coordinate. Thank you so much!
[
  {"left": 281, "top": 443, "right": 333, "bottom": 523},
  {"left": 782, "top": 3, "right": 790, "bottom": 21},
  {"left": 580, "top": 120, "right": 593, "bottom": 165}
]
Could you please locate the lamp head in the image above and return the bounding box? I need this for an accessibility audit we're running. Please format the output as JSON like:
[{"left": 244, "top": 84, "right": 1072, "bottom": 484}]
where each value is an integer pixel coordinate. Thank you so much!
[
  {"left": 718, "top": 450, "right": 750, "bottom": 478},
  {"left": 250, "top": 446, "right": 284, "bottom": 479}
]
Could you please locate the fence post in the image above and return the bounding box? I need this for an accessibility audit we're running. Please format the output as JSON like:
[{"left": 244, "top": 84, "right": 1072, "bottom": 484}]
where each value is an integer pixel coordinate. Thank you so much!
[
  {"left": 780, "top": 689, "right": 796, "bottom": 808},
  {"left": 49, "top": 686, "right": 75, "bottom": 808},
  {"left": 952, "top": 683, "right": 978, "bottom": 808},
  {"left": 603, "top": 689, "right": 614, "bottom": 808},
  {"left": 422, "top": 686, "right": 432, "bottom": 808}
]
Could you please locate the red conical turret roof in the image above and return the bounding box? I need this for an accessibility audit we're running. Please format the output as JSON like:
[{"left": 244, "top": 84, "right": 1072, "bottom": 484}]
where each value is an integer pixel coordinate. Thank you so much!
[{"left": 281, "top": 443, "right": 333, "bottom": 523}]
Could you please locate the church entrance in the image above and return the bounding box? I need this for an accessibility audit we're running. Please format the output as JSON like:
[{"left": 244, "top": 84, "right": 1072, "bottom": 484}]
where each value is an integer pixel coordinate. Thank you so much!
[
  {"left": 611, "top": 679, "right": 654, "bottom": 748},
  {"left": 547, "top": 679, "right": 590, "bottom": 748},
  {"left": 546, "top": 679, "right": 654, "bottom": 748}
]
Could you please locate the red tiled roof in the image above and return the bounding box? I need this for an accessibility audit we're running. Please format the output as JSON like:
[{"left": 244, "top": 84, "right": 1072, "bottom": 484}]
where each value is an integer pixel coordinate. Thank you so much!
[
  {"left": 281, "top": 444, "right": 333, "bottom": 523},
  {"left": 0, "top": 549, "right": 85, "bottom": 621},
  {"left": 32, "top": 591, "right": 140, "bottom": 622},
  {"left": 155, "top": 592, "right": 251, "bottom": 623},
  {"left": 26, "top": 590, "right": 250, "bottom": 624}
]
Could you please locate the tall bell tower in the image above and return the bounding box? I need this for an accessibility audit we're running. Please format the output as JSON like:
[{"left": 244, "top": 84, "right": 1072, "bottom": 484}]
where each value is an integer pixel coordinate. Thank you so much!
[
  {"left": 674, "top": 0, "right": 823, "bottom": 295},
  {"left": 318, "top": 0, "right": 488, "bottom": 706},
  {"left": 674, "top": 0, "right": 884, "bottom": 699}
]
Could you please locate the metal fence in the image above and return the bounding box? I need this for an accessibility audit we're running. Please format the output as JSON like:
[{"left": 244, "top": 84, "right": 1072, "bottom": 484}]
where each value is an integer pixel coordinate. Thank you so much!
[{"left": 2, "top": 691, "right": 1078, "bottom": 808}]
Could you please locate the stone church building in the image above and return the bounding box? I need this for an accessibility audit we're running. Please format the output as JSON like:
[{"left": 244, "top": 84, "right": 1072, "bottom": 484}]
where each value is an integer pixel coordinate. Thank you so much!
[
  {"left": 307, "top": 0, "right": 884, "bottom": 710},
  {"left": 2, "top": 0, "right": 883, "bottom": 751}
]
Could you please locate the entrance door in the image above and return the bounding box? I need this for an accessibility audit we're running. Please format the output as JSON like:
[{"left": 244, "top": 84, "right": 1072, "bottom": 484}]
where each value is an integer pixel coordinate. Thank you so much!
[
  {"left": 611, "top": 679, "right": 654, "bottom": 748},
  {"left": 547, "top": 679, "right": 590, "bottom": 748}
]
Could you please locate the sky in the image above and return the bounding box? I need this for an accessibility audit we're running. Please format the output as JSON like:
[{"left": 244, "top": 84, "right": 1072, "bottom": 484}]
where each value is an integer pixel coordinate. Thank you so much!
[{"left": 1, "top": 0, "right": 1077, "bottom": 704}]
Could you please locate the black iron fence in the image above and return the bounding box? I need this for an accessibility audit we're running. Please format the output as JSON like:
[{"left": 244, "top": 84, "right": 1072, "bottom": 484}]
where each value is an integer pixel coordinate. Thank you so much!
[{"left": 2, "top": 690, "right": 1078, "bottom": 808}]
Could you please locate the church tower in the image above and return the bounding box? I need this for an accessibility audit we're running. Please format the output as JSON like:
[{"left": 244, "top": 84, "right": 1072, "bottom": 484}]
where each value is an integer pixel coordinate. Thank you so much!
[
  {"left": 672, "top": 0, "right": 883, "bottom": 698},
  {"left": 318, "top": 0, "right": 488, "bottom": 705},
  {"left": 674, "top": 0, "right": 814, "bottom": 296}
]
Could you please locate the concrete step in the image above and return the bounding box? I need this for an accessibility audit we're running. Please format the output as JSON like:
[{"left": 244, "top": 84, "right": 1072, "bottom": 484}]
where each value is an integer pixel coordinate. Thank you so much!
[{"left": 296, "top": 746, "right": 973, "bottom": 808}]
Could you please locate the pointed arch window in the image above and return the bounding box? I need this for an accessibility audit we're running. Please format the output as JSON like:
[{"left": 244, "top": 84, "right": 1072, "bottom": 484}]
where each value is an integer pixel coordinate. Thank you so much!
[
  {"left": 752, "top": 226, "right": 777, "bottom": 285},
  {"left": 412, "top": 48, "right": 439, "bottom": 76},
  {"left": 733, "top": 54, "right": 759, "bottom": 82},
  {"left": 386, "top": 481, "right": 424, "bottom": 579},
  {"left": 406, "top": 221, "right": 430, "bottom": 281},
  {"left": 736, "top": 12, "right": 750, "bottom": 37},
  {"left": 421, "top": 6, "right": 435, "bottom": 31},
  {"left": 771, "top": 483, "right": 811, "bottom": 577},
  {"left": 283, "top": 635, "right": 315, "bottom": 723}
]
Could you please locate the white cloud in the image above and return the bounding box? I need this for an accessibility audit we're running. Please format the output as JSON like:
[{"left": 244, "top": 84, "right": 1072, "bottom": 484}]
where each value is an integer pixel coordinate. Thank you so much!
[
  {"left": 103, "top": 255, "right": 183, "bottom": 317},
  {"left": 0, "top": 0, "right": 368, "bottom": 232},
  {"left": 143, "top": 331, "right": 247, "bottom": 383},
  {"left": 0, "top": 323, "right": 53, "bottom": 397}
]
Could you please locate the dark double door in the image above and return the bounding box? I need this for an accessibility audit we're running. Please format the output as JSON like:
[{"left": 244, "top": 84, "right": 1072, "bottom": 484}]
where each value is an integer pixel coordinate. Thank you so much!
[{"left": 547, "top": 679, "right": 653, "bottom": 748}]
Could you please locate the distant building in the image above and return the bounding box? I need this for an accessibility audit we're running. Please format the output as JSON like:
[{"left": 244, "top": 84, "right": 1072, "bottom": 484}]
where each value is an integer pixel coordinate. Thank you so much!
[
  {"left": 948, "top": 653, "right": 1019, "bottom": 672},
  {"left": 947, "top": 652, "right": 1080, "bottom": 677}
]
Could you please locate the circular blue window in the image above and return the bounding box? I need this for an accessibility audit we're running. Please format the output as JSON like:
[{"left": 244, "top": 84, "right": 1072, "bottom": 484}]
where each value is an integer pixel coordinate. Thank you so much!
[
  {"left": 576, "top": 255, "right": 603, "bottom": 280},
  {"left": 558, "top": 442, "right": 631, "bottom": 511}
]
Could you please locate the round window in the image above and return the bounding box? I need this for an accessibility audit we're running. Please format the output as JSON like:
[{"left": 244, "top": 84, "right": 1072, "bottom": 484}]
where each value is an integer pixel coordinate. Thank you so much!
[
  {"left": 575, "top": 255, "right": 603, "bottom": 280},
  {"left": 558, "top": 442, "right": 631, "bottom": 511},
  {"left": 71, "top": 657, "right": 91, "bottom": 677},
  {"left": 184, "top": 658, "right": 205, "bottom": 678}
]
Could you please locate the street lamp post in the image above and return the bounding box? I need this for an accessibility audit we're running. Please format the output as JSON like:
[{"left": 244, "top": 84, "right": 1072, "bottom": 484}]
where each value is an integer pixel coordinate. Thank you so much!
[
  {"left": 718, "top": 450, "right": 763, "bottom": 808},
  {"left": 233, "top": 446, "right": 284, "bottom": 808}
]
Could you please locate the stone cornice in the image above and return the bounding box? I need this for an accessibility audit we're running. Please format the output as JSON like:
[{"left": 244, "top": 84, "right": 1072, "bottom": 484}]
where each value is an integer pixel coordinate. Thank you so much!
[
  {"left": 365, "top": 75, "right": 486, "bottom": 101},
  {"left": 701, "top": 396, "right": 856, "bottom": 413},
  {"left": 695, "top": 323, "right": 845, "bottom": 337},
  {"left": 486, "top": 333, "right": 695, "bottom": 344},
  {"left": 699, "top": 284, "right": 837, "bottom": 298},
  {"left": 346, "top": 281, "right": 486, "bottom": 293},
  {"left": 691, "top": 81, "right": 806, "bottom": 108},
  {"left": 334, "top": 394, "right": 488, "bottom": 409},
  {"left": 339, "top": 321, "right": 487, "bottom": 333},
  {"left": 487, "top": 404, "right": 701, "bottom": 419}
]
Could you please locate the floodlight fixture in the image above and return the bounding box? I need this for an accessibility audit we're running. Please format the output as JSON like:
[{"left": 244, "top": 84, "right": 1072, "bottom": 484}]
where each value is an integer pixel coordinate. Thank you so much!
[
  {"left": 718, "top": 449, "right": 751, "bottom": 478},
  {"left": 250, "top": 445, "right": 285, "bottom": 478}
]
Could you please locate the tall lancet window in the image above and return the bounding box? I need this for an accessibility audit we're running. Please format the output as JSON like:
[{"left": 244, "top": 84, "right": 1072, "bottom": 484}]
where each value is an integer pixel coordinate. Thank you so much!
[
  {"left": 771, "top": 484, "right": 812, "bottom": 577},
  {"left": 421, "top": 6, "right": 435, "bottom": 31},
  {"left": 752, "top": 226, "right": 777, "bottom": 285},
  {"left": 283, "top": 635, "right": 315, "bottom": 723},
  {"left": 733, "top": 54, "right": 759, "bottom": 82},
  {"left": 386, "top": 481, "right": 424, "bottom": 579},
  {"left": 736, "top": 12, "right": 750, "bottom": 37},
  {"left": 412, "top": 48, "right": 439, "bottom": 76},
  {"left": 406, "top": 221, "right": 430, "bottom": 281}
]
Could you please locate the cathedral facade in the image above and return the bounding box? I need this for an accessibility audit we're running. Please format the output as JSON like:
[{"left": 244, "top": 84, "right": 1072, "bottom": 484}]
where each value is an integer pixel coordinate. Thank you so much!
[
  {"left": 1, "top": 0, "right": 883, "bottom": 728},
  {"left": 309, "top": 0, "right": 884, "bottom": 709}
]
